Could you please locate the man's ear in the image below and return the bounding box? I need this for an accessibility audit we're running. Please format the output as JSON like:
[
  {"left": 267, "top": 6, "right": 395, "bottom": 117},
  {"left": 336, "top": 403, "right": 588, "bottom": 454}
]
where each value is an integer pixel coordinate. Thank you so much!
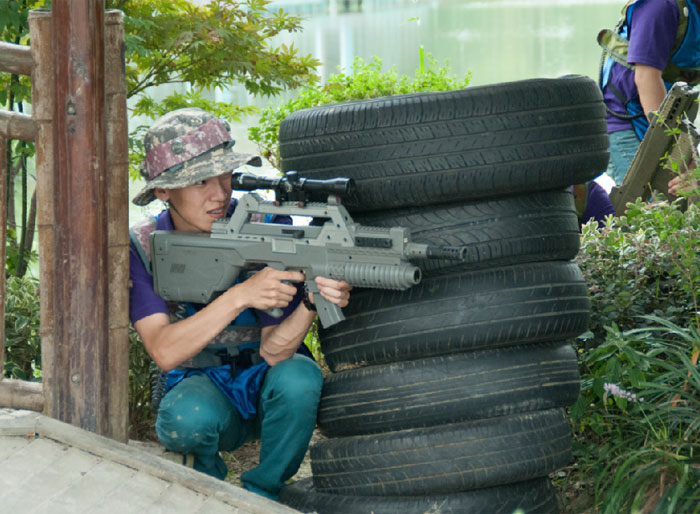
[{"left": 153, "top": 188, "right": 169, "bottom": 202}]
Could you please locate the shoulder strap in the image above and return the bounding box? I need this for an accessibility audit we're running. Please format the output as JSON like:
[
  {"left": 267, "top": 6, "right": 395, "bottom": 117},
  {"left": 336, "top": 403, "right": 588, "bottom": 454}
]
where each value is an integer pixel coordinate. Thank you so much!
[
  {"left": 673, "top": 0, "right": 689, "bottom": 55},
  {"left": 129, "top": 215, "right": 158, "bottom": 275}
]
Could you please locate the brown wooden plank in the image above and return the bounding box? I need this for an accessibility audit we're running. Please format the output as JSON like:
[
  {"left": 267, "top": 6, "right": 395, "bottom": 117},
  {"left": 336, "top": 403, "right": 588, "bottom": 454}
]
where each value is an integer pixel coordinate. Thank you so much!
[
  {"left": 104, "top": 10, "right": 130, "bottom": 442},
  {"left": 1, "top": 137, "right": 5, "bottom": 378},
  {"left": 0, "top": 41, "right": 32, "bottom": 76},
  {"left": 28, "top": 9, "right": 54, "bottom": 417},
  {"left": 49, "top": 0, "right": 109, "bottom": 434}
]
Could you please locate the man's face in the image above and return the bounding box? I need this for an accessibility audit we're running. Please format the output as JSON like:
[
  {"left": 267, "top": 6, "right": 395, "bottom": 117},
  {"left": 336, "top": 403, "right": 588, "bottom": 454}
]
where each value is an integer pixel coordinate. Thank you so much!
[{"left": 159, "top": 171, "right": 233, "bottom": 232}]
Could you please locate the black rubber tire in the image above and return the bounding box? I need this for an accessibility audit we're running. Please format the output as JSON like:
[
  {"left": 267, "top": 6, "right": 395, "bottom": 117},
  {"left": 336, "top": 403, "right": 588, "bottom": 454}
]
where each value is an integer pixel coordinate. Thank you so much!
[
  {"left": 279, "top": 75, "right": 609, "bottom": 212},
  {"left": 353, "top": 189, "right": 580, "bottom": 275},
  {"left": 320, "top": 261, "right": 591, "bottom": 370},
  {"left": 280, "top": 476, "right": 559, "bottom": 514},
  {"left": 318, "top": 342, "right": 580, "bottom": 437},
  {"left": 310, "top": 408, "right": 572, "bottom": 496}
]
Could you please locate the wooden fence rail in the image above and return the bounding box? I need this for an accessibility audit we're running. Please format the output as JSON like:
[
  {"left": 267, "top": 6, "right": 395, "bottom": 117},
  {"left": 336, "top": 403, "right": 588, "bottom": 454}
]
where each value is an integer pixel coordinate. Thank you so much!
[
  {"left": 0, "top": 111, "right": 36, "bottom": 141},
  {"left": 0, "top": 37, "right": 38, "bottom": 412},
  {"left": 0, "top": 41, "right": 32, "bottom": 76}
]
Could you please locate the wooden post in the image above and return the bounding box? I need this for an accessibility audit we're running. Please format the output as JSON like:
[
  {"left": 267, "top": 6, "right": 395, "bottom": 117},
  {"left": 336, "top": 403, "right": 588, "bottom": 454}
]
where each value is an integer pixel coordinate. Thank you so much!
[
  {"left": 49, "top": 0, "right": 110, "bottom": 435},
  {"left": 29, "top": 9, "right": 55, "bottom": 417},
  {"left": 1, "top": 136, "right": 5, "bottom": 379},
  {"left": 104, "top": 10, "right": 130, "bottom": 442}
]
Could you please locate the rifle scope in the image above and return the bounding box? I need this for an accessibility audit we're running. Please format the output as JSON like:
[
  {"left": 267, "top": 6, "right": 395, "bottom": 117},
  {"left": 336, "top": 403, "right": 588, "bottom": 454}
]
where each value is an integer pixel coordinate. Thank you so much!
[{"left": 232, "top": 171, "right": 355, "bottom": 201}]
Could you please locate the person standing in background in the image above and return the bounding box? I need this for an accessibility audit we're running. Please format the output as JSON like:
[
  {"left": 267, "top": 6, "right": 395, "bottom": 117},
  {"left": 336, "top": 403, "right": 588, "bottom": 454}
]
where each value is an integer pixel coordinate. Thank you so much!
[{"left": 598, "top": 0, "right": 700, "bottom": 185}]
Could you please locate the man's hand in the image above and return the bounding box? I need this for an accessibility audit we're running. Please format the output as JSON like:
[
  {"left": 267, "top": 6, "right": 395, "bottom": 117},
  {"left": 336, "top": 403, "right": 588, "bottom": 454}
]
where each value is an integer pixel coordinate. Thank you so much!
[
  {"left": 259, "top": 275, "right": 352, "bottom": 365},
  {"left": 234, "top": 267, "right": 305, "bottom": 312},
  {"left": 310, "top": 276, "right": 352, "bottom": 308},
  {"left": 668, "top": 172, "right": 699, "bottom": 196}
]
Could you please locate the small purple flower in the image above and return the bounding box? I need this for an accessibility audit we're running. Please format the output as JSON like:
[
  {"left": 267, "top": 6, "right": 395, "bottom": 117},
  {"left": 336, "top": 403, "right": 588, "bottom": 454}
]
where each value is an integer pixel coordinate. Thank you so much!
[{"left": 603, "top": 382, "right": 644, "bottom": 403}]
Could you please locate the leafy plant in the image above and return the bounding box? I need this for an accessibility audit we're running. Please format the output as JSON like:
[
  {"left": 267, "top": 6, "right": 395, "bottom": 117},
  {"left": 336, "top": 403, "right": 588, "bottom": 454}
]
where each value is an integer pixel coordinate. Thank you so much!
[
  {"left": 576, "top": 198, "right": 700, "bottom": 349},
  {"left": 249, "top": 53, "right": 471, "bottom": 167},
  {"left": 128, "top": 327, "right": 158, "bottom": 440},
  {"left": 573, "top": 199, "right": 700, "bottom": 512},
  {"left": 3, "top": 275, "right": 41, "bottom": 380},
  {"left": 1, "top": 0, "right": 45, "bottom": 278},
  {"left": 107, "top": 0, "right": 321, "bottom": 178},
  {"left": 572, "top": 318, "right": 700, "bottom": 513}
]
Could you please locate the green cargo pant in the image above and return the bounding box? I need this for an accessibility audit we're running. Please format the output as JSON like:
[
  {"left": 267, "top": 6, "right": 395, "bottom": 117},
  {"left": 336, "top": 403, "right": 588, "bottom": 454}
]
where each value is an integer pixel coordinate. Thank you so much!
[{"left": 155, "top": 354, "right": 322, "bottom": 500}]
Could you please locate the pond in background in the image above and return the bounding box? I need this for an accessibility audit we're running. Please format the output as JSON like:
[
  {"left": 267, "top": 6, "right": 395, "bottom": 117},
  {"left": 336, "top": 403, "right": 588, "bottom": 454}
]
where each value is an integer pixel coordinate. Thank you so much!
[
  {"left": 131, "top": 0, "right": 625, "bottom": 222},
  {"left": 218, "top": 0, "right": 622, "bottom": 105}
]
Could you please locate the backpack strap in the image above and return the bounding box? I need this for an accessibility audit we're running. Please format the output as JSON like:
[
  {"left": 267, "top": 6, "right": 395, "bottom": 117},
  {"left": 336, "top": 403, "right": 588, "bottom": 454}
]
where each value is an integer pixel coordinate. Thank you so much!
[{"left": 129, "top": 215, "right": 158, "bottom": 275}]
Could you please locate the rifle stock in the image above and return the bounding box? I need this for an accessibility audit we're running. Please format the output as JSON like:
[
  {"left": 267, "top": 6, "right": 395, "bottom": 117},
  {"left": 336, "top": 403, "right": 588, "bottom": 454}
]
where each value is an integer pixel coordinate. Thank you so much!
[{"left": 609, "top": 82, "right": 699, "bottom": 215}]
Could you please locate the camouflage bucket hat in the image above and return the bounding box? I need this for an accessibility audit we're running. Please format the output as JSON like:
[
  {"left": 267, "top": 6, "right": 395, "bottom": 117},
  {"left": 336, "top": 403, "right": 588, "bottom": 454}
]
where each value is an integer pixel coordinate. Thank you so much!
[{"left": 132, "top": 108, "right": 262, "bottom": 206}]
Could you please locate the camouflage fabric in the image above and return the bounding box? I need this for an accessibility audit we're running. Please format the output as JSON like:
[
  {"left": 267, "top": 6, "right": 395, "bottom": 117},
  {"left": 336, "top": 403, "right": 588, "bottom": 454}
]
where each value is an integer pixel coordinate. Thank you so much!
[{"left": 133, "top": 108, "right": 262, "bottom": 206}]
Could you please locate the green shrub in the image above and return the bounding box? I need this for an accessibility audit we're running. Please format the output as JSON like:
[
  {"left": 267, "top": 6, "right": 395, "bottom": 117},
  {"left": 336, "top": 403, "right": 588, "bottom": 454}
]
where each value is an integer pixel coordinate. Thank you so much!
[
  {"left": 572, "top": 199, "right": 700, "bottom": 513},
  {"left": 4, "top": 274, "right": 41, "bottom": 380},
  {"left": 576, "top": 199, "right": 700, "bottom": 348},
  {"left": 128, "top": 327, "right": 158, "bottom": 440},
  {"left": 248, "top": 53, "right": 471, "bottom": 168},
  {"left": 3, "top": 274, "right": 156, "bottom": 439},
  {"left": 572, "top": 319, "right": 700, "bottom": 513}
]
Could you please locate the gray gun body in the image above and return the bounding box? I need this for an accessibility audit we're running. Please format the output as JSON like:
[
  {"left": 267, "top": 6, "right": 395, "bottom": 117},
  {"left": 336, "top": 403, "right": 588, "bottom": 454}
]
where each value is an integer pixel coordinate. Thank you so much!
[
  {"left": 150, "top": 193, "right": 452, "bottom": 328},
  {"left": 609, "top": 82, "right": 699, "bottom": 215}
]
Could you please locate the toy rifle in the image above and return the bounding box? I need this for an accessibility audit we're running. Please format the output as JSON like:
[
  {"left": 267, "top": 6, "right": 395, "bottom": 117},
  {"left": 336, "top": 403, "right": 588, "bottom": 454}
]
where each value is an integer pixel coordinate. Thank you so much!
[
  {"left": 609, "top": 82, "right": 699, "bottom": 215},
  {"left": 150, "top": 171, "right": 465, "bottom": 328}
]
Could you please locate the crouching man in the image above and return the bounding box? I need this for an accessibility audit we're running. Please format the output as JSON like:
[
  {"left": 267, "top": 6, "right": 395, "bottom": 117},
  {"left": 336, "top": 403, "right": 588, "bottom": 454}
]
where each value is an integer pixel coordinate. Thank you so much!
[{"left": 128, "top": 108, "right": 351, "bottom": 500}]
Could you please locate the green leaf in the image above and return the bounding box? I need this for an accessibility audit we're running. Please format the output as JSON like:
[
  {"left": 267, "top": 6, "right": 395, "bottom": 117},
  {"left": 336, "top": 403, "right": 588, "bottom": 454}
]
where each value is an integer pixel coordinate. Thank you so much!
[{"left": 628, "top": 368, "right": 645, "bottom": 388}]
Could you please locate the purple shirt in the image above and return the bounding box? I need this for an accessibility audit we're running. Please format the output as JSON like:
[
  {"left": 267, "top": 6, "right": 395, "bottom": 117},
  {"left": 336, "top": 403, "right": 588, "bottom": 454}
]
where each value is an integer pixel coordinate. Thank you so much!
[
  {"left": 129, "top": 200, "right": 302, "bottom": 326},
  {"left": 605, "top": 0, "right": 680, "bottom": 133},
  {"left": 582, "top": 181, "right": 615, "bottom": 226}
]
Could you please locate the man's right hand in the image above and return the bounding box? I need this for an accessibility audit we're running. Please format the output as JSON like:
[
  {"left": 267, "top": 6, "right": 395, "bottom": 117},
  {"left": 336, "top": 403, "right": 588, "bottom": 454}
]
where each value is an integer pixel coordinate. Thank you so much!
[
  {"left": 668, "top": 171, "right": 698, "bottom": 196},
  {"left": 233, "top": 267, "right": 305, "bottom": 312}
]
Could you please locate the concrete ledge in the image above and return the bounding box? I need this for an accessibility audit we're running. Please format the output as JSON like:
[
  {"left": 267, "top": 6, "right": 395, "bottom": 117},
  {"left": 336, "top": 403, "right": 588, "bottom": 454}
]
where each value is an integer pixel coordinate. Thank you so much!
[{"left": 0, "top": 408, "right": 301, "bottom": 514}]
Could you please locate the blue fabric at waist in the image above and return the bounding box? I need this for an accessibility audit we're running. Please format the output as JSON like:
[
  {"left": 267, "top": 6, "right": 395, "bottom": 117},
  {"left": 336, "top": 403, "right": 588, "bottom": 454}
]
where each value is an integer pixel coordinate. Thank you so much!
[{"left": 166, "top": 361, "right": 269, "bottom": 420}]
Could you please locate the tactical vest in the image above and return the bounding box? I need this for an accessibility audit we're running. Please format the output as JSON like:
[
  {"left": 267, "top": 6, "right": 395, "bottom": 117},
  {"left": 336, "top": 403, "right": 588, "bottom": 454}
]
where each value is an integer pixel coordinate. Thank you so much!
[
  {"left": 598, "top": 0, "right": 700, "bottom": 136},
  {"left": 129, "top": 214, "right": 262, "bottom": 369}
]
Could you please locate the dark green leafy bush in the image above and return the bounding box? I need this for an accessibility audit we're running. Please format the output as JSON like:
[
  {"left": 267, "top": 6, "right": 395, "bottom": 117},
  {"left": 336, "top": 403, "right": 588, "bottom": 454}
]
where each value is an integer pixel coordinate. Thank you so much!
[
  {"left": 572, "top": 319, "right": 700, "bottom": 513},
  {"left": 3, "top": 275, "right": 41, "bottom": 380},
  {"left": 572, "top": 199, "right": 700, "bottom": 513},
  {"left": 576, "top": 199, "right": 700, "bottom": 348},
  {"left": 128, "top": 327, "right": 158, "bottom": 440}
]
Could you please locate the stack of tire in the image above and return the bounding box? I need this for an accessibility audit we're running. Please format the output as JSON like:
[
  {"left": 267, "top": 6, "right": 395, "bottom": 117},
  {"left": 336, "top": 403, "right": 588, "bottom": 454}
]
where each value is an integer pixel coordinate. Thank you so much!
[{"left": 277, "top": 76, "right": 608, "bottom": 514}]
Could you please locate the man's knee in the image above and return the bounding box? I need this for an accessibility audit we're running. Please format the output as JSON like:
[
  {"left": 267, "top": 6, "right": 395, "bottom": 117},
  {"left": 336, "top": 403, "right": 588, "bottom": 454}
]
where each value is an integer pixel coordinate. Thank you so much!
[
  {"left": 156, "top": 375, "right": 230, "bottom": 451},
  {"left": 263, "top": 355, "right": 322, "bottom": 407}
]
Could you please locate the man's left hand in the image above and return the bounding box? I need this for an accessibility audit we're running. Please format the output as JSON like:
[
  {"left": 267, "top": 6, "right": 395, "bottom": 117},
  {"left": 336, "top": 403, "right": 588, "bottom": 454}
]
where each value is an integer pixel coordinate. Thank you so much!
[{"left": 312, "top": 277, "right": 352, "bottom": 308}]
